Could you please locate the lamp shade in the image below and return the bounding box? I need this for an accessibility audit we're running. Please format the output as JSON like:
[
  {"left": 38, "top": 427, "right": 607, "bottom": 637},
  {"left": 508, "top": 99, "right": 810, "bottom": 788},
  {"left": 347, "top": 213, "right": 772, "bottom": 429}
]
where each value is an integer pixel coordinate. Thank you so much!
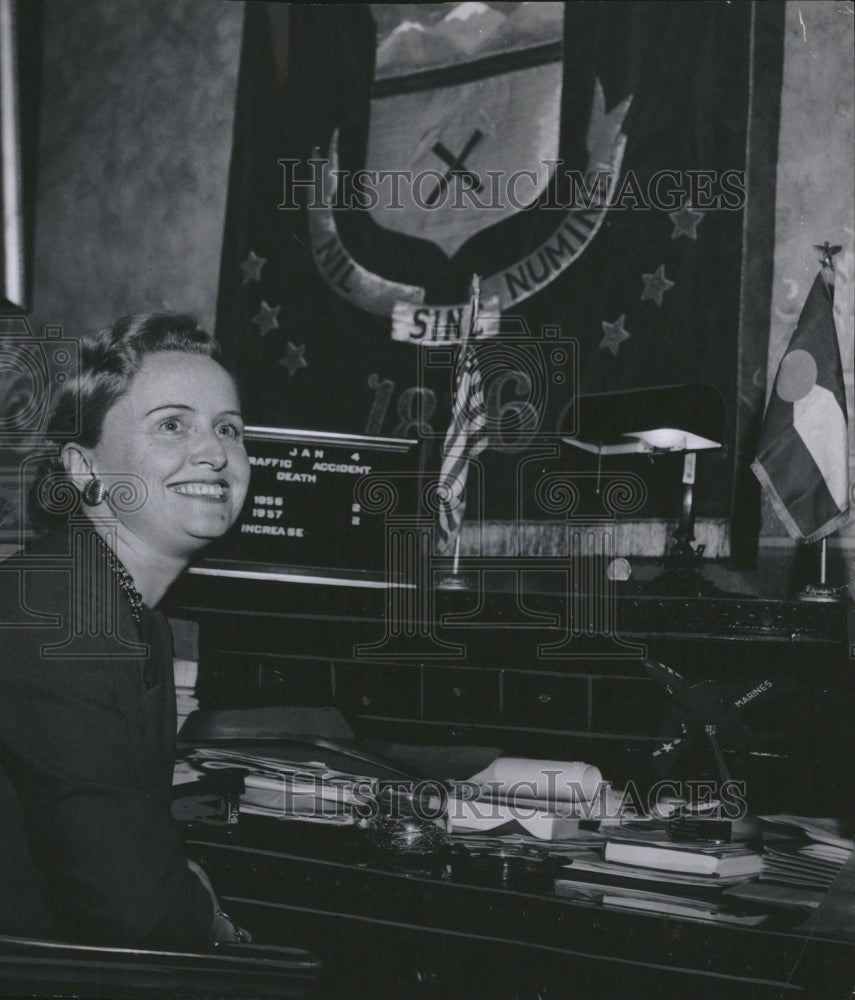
[{"left": 561, "top": 383, "right": 727, "bottom": 455}]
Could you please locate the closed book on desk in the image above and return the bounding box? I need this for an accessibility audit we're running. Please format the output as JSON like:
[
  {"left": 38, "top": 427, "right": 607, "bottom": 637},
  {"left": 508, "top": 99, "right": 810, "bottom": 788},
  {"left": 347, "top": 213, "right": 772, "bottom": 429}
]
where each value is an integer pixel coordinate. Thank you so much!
[
  {"left": 561, "top": 854, "right": 750, "bottom": 899},
  {"left": 601, "top": 890, "right": 767, "bottom": 925},
  {"left": 604, "top": 839, "right": 763, "bottom": 877}
]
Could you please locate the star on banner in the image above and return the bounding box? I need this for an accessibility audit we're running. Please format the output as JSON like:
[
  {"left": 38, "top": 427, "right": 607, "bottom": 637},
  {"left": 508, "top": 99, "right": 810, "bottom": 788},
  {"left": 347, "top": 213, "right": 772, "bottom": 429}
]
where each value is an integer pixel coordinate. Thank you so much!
[
  {"left": 641, "top": 264, "right": 675, "bottom": 306},
  {"left": 252, "top": 301, "right": 280, "bottom": 337},
  {"left": 240, "top": 250, "right": 266, "bottom": 285},
  {"left": 278, "top": 341, "right": 308, "bottom": 376},
  {"left": 669, "top": 202, "right": 705, "bottom": 240},
  {"left": 599, "top": 315, "right": 631, "bottom": 357}
]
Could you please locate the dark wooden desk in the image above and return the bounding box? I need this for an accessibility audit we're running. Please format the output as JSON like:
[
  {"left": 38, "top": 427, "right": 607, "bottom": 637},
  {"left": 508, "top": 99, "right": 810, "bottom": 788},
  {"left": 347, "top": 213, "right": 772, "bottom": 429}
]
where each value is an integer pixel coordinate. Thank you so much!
[
  {"left": 168, "top": 566, "right": 855, "bottom": 998},
  {"left": 171, "top": 565, "right": 854, "bottom": 816},
  {"left": 185, "top": 815, "right": 855, "bottom": 1000}
]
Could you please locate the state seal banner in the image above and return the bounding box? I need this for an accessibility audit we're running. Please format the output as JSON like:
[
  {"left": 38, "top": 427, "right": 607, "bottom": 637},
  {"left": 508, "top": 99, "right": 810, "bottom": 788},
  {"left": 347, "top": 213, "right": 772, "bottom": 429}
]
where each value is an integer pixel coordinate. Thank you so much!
[
  {"left": 752, "top": 270, "right": 851, "bottom": 544},
  {"left": 215, "top": 1, "right": 781, "bottom": 536}
]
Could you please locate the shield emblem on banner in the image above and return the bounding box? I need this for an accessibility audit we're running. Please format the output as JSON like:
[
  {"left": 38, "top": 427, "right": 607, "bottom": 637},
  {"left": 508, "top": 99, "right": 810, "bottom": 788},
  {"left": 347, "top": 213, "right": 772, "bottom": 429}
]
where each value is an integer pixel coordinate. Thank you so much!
[{"left": 365, "top": 3, "right": 564, "bottom": 258}]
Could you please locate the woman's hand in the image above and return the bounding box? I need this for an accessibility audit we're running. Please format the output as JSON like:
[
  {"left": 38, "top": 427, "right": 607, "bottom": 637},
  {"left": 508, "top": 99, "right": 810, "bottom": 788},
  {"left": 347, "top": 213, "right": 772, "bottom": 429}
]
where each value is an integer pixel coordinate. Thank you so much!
[
  {"left": 211, "top": 908, "right": 253, "bottom": 943},
  {"left": 188, "top": 859, "right": 252, "bottom": 944}
]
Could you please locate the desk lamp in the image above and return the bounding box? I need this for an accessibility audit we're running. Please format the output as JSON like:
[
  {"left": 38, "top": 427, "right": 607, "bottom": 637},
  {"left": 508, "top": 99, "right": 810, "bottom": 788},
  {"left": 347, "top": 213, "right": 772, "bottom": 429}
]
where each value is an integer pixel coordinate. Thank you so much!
[{"left": 561, "top": 383, "right": 728, "bottom": 593}]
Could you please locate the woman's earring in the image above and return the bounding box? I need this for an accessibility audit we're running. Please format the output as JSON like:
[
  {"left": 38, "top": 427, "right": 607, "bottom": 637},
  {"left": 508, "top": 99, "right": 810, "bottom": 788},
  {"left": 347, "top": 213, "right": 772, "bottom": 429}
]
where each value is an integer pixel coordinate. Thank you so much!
[{"left": 82, "top": 476, "right": 106, "bottom": 506}]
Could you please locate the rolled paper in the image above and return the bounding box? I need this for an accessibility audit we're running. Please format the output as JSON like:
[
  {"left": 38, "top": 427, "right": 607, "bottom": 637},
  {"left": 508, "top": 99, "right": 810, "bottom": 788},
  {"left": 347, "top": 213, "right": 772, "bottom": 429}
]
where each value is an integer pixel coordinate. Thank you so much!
[{"left": 466, "top": 757, "right": 603, "bottom": 804}]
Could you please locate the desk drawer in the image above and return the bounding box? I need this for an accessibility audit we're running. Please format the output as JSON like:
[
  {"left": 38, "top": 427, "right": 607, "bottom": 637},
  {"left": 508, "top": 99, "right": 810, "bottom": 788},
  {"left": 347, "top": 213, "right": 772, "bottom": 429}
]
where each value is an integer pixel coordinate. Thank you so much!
[
  {"left": 422, "top": 666, "right": 500, "bottom": 724},
  {"left": 502, "top": 671, "right": 589, "bottom": 731},
  {"left": 334, "top": 663, "right": 421, "bottom": 720}
]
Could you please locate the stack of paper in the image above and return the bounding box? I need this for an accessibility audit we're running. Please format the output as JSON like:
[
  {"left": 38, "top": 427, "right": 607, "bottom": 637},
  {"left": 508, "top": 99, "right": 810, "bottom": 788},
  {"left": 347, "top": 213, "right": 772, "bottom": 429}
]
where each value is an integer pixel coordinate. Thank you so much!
[
  {"left": 176, "top": 748, "right": 378, "bottom": 825},
  {"left": 760, "top": 841, "right": 852, "bottom": 890},
  {"left": 555, "top": 833, "right": 768, "bottom": 925},
  {"left": 753, "top": 814, "right": 853, "bottom": 891}
]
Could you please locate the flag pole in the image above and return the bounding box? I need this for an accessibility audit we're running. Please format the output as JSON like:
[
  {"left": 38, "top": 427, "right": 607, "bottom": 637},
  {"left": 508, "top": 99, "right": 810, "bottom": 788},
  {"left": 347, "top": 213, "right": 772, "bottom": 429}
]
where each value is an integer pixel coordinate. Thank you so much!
[
  {"left": 456, "top": 273, "right": 481, "bottom": 579},
  {"left": 799, "top": 241, "right": 844, "bottom": 604}
]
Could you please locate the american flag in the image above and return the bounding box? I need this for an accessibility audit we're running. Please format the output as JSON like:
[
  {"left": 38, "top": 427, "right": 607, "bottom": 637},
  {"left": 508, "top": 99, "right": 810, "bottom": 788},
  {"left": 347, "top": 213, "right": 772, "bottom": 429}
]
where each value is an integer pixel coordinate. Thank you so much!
[{"left": 436, "top": 331, "right": 489, "bottom": 553}]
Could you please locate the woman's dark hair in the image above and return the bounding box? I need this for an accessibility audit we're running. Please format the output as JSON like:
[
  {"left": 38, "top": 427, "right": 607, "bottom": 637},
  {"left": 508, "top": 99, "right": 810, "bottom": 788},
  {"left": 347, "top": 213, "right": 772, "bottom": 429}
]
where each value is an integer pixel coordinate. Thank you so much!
[{"left": 28, "top": 312, "right": 237, "bottom": 530}]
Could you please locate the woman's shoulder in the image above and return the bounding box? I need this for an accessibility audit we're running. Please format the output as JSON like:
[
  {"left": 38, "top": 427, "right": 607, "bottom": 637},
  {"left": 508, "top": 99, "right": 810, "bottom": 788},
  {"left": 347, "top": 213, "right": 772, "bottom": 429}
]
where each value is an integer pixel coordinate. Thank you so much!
[
  {"left": 0, "top": 530, "right": 68, "bottom": 630},
  {"left": 0, "top": 522, "right": 143, "bottom": 658},
  {"left": 1, "top": 523, "right": 76, "bottom": 559},
  {"left": 0, "top": 523, "right": 92, "bottom": 621}
]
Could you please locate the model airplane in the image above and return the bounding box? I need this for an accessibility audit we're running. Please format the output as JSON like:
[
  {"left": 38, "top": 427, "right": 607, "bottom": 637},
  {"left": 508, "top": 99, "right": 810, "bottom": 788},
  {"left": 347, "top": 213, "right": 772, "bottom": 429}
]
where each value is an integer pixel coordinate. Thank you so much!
[{"left": 642, "top": 657, "right": 796, "bottom": 782}]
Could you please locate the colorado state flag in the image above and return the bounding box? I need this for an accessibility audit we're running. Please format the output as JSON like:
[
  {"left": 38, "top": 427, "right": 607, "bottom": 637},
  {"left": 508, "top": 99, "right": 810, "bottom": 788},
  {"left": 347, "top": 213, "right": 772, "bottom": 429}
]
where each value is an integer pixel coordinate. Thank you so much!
[{"left": 752, "top": 271, "right": 850, "bottom": 542}]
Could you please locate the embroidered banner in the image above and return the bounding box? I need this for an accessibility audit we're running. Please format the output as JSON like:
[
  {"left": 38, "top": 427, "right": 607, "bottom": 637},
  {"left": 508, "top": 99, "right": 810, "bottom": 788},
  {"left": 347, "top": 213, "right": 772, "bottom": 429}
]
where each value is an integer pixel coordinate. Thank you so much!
[{"left": 216, "top": 2, "right": 757, "bottom": 528}]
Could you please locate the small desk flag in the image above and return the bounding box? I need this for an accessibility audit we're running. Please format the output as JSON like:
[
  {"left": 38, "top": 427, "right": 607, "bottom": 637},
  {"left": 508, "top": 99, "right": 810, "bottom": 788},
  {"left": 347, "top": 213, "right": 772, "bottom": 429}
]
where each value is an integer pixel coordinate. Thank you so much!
[
  {"left": 436, "top": 279, "right": 489, "bottom": 554},
  {"left": 751, "top": 270, "right": 850, "bottom": 542}
]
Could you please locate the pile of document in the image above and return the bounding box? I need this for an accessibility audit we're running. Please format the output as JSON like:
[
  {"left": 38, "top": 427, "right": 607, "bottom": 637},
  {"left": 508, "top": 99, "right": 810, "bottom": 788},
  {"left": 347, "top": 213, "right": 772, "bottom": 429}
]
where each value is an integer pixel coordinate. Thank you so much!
[
  {"left": 757, "top": 814, "right": 853, "bottom": 888},
  {"left": 553, "top": 820, "right": 769, "bottom": 925},
  {"left": 554, "top": 814, "right": 855, "bottom": 924},
  {"left": 175, "top": 747, "right": 379, "bottom": 825},
  {"left": 718, "top": 814, "right": 855, "bottom": 910}
]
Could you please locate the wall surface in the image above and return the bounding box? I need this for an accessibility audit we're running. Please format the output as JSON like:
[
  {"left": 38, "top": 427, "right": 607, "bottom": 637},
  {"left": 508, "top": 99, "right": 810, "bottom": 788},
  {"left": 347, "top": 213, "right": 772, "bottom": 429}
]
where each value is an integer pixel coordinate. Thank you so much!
[
  {"left": 763, "top": 0, "right": 855, "bottom": 558},
  {"left": 30, "top": 0, "right": 244, "bottom": 338}
]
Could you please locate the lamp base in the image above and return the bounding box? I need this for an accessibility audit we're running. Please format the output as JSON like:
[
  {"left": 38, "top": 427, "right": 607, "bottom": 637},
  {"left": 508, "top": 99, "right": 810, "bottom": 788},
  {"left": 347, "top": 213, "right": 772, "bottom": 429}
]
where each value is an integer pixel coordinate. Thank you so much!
[{"left": 797, "top": 582, "right": 841, "bottom": 604}]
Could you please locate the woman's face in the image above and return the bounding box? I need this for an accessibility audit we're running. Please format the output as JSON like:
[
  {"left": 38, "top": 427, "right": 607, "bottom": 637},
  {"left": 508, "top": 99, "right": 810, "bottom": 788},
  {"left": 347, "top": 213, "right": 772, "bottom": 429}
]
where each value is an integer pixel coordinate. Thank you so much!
[{"left": 87, "top": 351, "right": 250, "bottom": 560}]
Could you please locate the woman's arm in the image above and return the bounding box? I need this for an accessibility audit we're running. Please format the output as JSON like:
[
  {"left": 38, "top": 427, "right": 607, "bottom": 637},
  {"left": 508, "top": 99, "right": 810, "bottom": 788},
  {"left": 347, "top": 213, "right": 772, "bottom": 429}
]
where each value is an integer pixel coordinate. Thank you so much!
[{"left": 0, "top": 586, "right": 215, "bottom": 948}]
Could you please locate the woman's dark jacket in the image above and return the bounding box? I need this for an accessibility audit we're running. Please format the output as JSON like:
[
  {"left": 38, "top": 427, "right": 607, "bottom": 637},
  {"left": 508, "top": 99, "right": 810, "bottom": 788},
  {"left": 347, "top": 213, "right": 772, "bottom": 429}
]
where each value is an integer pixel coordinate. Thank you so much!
[{"left": 0, "top": 518, "right": 213, "bottom": 948}]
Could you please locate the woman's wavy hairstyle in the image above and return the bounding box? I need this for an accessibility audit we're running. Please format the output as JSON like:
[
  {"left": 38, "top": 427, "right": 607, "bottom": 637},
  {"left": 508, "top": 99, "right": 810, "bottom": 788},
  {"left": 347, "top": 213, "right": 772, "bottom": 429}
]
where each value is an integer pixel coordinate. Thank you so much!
[{"left": 28, "top": 312, "right": 236, "bottom": 530}]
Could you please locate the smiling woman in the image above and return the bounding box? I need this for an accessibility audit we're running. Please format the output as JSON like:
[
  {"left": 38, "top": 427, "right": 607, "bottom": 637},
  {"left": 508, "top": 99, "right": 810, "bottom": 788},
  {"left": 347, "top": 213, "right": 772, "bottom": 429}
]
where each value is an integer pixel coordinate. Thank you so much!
[
  {"left": 60, "top": 348, "right": 250, "bottom": 605},
  {"left": 0, "top": 313, "right": 251, "bottom": 949}
]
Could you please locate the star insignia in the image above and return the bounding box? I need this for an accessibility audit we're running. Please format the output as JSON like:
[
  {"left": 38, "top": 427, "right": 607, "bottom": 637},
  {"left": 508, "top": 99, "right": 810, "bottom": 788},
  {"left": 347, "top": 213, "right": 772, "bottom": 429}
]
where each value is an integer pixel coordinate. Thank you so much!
[
  {"left": 653, "top": 738, "right": 681, "bottom": 758},
  {"left": 669, "top": 202, "right": 705, "bottom": 240},
  {"left": 240, "top": 250, "right": 266, "bottom": 285},
  {"left": 599, "top": 315, "right": 631, "bottom": 357},
  {"left": 251, "top": 301, "right": 280, "bottom": 337},
  {"left": 641, "top": 264, "right": 675, "bottom": 307},
  {"left": 278, "top": 341, "right": 308, "bottom": 376}
]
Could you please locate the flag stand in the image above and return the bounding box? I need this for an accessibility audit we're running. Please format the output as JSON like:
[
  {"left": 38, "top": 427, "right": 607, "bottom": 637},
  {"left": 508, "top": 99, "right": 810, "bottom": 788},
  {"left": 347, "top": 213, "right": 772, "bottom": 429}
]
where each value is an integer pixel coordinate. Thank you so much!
[
  {"left": 798, "top": 537, "right": 841, "bottom": 603},
  {"left": 437, "top": 536, "right": 469, "bottom": 590}
]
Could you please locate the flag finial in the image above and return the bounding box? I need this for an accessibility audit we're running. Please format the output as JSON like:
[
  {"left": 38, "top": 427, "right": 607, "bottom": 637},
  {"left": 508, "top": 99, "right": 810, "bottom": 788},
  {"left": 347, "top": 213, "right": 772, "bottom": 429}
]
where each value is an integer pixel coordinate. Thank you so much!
[
  {"left": 813, "top": 242, "right": 841, "bottom": 296},
  {"left": 813, "top": 241, "right": 841, "bottom": 269},
  {"left": 462, "top": 273, "right": 482, "bottom": 344}
]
